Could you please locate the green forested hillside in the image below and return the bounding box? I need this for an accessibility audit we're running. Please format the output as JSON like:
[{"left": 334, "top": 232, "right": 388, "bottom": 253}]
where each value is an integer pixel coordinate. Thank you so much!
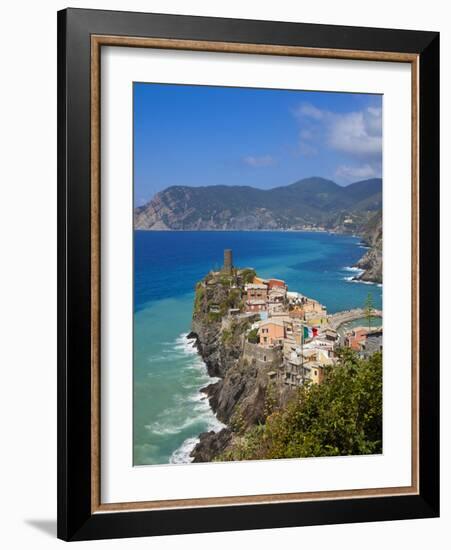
[{"left": 135, "top": 177, "right": 382, "bottom": 230}]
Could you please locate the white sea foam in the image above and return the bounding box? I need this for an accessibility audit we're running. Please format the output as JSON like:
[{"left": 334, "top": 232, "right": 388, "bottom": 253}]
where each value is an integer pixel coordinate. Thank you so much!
[
  {"left": 181, "top": 382, "right": 200, "bottom": 390},
  {"left": 189, "top": 392, "right": 208, "bottom": 403},
  {"left": 145, "top": 413, "right": 204, "bottom": 436},
  {"left": 173, "top": 333, "right": 198, "bottom": 355},
  {"left": 207, "top": 414, "right": 226, "bottom": 433},
  {"left": 169, "top": 437, "right": 199, "bottom": 464},
  {"left": 342, "top": 266, "right": 383, "bottom": 286},
  {"left": 146, "top": 332, "right": 225, "bottom": 462},
  {"left": 344, "top": 277, "right": 379, "bottom": 286},
  {"left": 146, "top": 354, "right": 174, "bottom": 363},
  {"left": 169, "top": 415, "right": 225, "bottom": 464},
  {"left": 343, "top": 266, "right": 365, "bottom": 273},
  {"left": 149, "top": 403, "right": 224, "bottom": 451}
]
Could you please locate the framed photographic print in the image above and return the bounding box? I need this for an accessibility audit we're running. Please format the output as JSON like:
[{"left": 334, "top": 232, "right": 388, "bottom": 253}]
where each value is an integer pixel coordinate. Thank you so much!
[{"left": 57, "top": 8, "right": 439, "bottom": 541}]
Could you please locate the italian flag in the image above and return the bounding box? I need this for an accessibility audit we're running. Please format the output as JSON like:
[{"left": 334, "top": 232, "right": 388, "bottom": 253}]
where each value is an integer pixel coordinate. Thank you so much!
[{"left": 303, "top": 326, "right": 318, "bottom": 339}]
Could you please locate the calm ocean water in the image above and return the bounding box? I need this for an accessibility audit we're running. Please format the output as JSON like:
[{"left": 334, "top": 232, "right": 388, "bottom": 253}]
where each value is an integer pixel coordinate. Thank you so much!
[{"left": 133, "top": 230, "right": 382, "bottom": 466}]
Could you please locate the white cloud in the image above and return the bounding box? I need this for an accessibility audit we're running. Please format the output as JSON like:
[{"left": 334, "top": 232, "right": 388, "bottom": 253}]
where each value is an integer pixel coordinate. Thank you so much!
[
  {"left": 328, "top": 109, "right": 382, "bottom": 157},
  {"left": 335, "top": 163, "right": 380, "bottom": 183},
  {"left": 295, "top": 103, "right": 325, "bottom": 120},
  {"left": 242, "top": 155, "right": 275, "bottom": 167},
  {"left": 294, "top": 102, "right": 382, "bottom": 160}
]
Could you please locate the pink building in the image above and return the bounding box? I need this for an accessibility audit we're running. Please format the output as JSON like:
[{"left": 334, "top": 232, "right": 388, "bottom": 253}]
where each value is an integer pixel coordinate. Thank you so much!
[{"left": 258, "top": 319, "right": 286, "bottom": 347}]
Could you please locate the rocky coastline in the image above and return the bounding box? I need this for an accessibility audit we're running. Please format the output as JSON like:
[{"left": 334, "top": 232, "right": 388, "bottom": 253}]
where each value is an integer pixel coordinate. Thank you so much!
[
  {"left": 186, "top": 244, "right": 383, "bottom": 462},
  {"left": 188, "top": 272, "right": 294, "bottom": 462},
  {"left": 352, "top": 211, "right": 382, "bottom": 284}
]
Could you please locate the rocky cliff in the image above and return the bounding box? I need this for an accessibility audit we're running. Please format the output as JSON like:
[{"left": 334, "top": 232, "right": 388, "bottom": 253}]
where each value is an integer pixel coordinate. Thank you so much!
[
  {"left": 188, "top": 269, "right": 291, "bottom": 462},
  {"left": 354, "top": 211, "right": 382, "bottom": 284}
]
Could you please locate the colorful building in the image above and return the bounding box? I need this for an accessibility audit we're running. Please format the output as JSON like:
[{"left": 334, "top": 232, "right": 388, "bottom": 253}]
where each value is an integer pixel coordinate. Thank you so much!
[
  {"left": 267, "top": 278, "right": 287, "bottom": 290},
  {"left": 344, "top": 326, "right": 369, "bottom": 351},
  {"left": 309, "top": 364, "right": 325, "bottom": 385},
  {"left": 245, "top": 283, "right": 268, "bottom": 313},
  {"left": 258, "top": 319, "right": 287, "bottom": 347}
]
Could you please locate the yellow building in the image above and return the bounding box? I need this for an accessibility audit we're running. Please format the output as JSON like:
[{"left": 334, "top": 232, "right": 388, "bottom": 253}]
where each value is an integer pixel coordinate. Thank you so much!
[{"left": 309, "top": 364, "right": 324, "bottom": 385}]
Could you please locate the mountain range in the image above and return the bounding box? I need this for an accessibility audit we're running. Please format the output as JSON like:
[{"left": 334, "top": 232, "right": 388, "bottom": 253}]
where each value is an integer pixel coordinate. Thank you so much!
[{"left": 134, "top": 177, "right": 382, "bottom": 232}]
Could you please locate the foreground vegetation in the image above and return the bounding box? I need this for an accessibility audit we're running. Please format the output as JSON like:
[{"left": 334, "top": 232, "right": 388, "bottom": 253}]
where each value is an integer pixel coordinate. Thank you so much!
[{"left": 218, "top": 349, "right": 382, "bottom": 461}]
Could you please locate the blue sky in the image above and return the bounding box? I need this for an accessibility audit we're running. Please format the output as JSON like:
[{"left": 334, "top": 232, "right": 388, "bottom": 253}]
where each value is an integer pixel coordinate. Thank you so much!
[{"left": 134, "top": 83, "right": 382, "bottom": 206}]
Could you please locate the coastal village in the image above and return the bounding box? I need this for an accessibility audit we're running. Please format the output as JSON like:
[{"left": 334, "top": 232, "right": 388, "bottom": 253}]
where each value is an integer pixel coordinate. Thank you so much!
[{"left": 196, "top": 249, "right": 382, "bottom": 389}]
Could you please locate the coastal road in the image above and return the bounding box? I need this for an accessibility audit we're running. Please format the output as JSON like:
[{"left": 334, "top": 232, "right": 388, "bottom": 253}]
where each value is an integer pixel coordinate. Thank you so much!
[{"left": 328, "top": 308, "right": 382, "bottom": 330}]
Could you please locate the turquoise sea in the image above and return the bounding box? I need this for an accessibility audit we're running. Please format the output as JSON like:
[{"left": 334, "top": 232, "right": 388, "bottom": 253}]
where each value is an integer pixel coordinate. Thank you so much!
[{"left": 133, "top": 230, "right": 382, "bottom": 466}]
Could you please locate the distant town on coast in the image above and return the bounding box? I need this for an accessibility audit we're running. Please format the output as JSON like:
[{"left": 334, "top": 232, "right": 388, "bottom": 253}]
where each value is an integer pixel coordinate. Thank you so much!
[{"left": 134, "top": 176, "right": 382, "bottom": 284}]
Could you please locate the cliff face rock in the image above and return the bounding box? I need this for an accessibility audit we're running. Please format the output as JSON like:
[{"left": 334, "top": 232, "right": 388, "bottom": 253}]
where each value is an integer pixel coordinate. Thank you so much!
[
  {"left": 192, "top": 320, "right": 247, "bottom": 380},
  {"left": 135, "top": 178, "right": 382, "bottom": 231},
  {"left": 134, "top": 193, "right": 172, "bottom": 230},
  {"left": 356, "top": 245, "right": 382, "bottom": 283},
  {"left": 191, "top": 428, "right": 233, "bottom": 463},
  {"left": 189, "top": 270, "right": 290, "bottom": 461},
  {"left": 206, "top": 354, "right": 274, "bottom": 426},
  {"left": 354, "top": 211, "right": 382, "bottom": 284},
  {"left": 135, "top": 186, "right": 281, "bottom": 231}
]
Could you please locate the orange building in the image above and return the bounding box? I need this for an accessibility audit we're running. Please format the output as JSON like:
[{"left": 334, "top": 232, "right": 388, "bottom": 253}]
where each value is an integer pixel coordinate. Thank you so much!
[
  {"left": 345, "top": 327, "right": 368, "bottom": 351},
  {"left": 258, "top": 319, "right": 286, "bottom": 347}
]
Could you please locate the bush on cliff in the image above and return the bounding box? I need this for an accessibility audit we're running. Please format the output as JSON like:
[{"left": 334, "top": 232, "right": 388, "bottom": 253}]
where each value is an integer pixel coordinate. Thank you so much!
[
  {"left": 226, "top": 288, "right": 243, "bottom": 310},
  {"left": 194, "top": 284, "right": 205, "bottom": 313},
  {"left": 241, "top": 268, "right": 257, "bottom": 284},
  {"left": 247, "top": 328, "right": 259, "bottom": 344},
  {"left": 218, "top": 349, "right": 382, "bottom": 461}
]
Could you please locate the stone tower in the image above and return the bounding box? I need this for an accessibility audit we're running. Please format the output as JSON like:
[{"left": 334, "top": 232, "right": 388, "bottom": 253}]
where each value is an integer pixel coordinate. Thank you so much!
[{"left": 223, "top": 249, "right": 233, "bottom": 274}]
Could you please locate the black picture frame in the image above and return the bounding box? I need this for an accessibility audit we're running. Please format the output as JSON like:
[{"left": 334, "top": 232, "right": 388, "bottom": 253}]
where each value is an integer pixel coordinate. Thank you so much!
[{"left": 57, "top": 7, "right": 439, "bottom": 542}]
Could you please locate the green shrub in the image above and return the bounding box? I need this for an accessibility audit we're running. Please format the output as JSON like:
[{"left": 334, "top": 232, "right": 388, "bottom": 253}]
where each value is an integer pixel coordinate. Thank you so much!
[
  {"left": 218, "top": 350, "right": 382, "bottom": 461},
  {"left": 226, "top": 288, "right": 242, "bottom": 309},
  {"left": 194, "top": 284, "right": 205, "bottom": 313},
  {"left": 219, "top": 275, "right": 232, "bottom": 286},
  {"left": 208, "top": 311, "right": 223, "bottom": 322},
  {"left": 241, "top": 268, "right": 256, "bottom": 284},
  {"left": 247, "top": 328, "right": 259, "bottom": 344}
]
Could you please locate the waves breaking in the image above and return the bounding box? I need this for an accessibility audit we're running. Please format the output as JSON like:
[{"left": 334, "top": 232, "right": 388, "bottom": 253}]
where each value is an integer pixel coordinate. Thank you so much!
[{"left": 143, "top": 332, "right": 224, "bottom": 464}]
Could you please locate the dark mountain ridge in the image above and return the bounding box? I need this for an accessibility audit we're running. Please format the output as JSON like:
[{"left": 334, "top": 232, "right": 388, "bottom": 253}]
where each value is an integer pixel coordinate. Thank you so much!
[{"left": 135, "top": 177, "right": 382, "bottom": 231}]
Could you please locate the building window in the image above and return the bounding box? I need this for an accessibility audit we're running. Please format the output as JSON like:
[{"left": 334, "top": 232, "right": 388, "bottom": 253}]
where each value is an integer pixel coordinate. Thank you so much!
[{"left": 263, "top": 355, "right": 267, "bottom": 362}]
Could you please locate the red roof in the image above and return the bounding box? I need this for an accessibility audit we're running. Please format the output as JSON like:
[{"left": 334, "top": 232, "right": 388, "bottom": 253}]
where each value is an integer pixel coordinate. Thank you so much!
[{"left": 268, "top": 278, "right": 286, "bottom": 289}]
